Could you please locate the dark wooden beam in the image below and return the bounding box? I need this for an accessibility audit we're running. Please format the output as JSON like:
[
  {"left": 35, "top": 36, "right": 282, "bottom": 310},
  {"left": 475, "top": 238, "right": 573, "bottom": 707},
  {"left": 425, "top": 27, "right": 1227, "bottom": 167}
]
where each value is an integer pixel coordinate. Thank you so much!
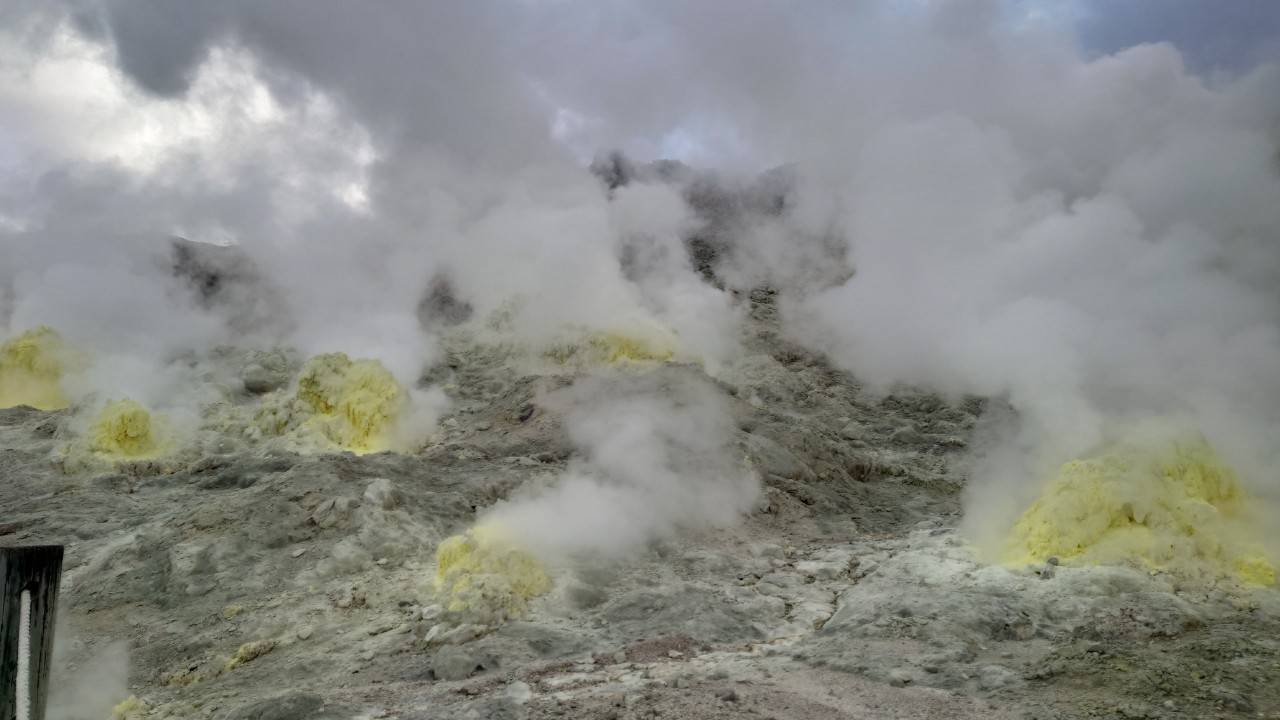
[{"left": 1, "top": 546, "right": 64, "bottom": 720}]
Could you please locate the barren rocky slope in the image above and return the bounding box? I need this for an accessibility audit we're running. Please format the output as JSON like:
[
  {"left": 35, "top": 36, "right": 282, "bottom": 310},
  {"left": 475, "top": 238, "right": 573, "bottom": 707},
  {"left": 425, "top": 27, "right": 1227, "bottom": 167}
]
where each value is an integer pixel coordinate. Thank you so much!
[{"left": 2, "top": 289, "right": 1278, "bottom": 720}]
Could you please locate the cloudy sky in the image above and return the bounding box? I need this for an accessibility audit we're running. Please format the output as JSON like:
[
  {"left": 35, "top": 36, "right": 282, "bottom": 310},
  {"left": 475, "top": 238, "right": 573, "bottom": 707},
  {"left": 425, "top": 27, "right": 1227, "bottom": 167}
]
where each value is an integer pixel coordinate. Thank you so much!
[{"left": 2, "top": 0, "right": 1278, "bottom": 188}]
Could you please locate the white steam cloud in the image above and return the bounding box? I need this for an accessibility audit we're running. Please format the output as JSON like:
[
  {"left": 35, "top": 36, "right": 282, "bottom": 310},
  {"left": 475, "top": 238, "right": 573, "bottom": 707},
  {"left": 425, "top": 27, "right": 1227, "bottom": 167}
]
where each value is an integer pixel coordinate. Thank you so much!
[
  {"left": 47, "top": 637, "right": 131, "bottom": 720},
  {"left": 784, "top": 45, "right": 1280, "bottom": 551},
  {"left": 484, "top": 373, "right": 758, "bottom": 559}
]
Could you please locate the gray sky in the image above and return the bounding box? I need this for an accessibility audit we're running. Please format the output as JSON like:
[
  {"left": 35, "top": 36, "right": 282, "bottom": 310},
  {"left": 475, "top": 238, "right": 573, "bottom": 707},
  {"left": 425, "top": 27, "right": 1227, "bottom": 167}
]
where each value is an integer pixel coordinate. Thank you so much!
[{"left": 1070, "top": 0, "right": 1280, "bottom": 75}]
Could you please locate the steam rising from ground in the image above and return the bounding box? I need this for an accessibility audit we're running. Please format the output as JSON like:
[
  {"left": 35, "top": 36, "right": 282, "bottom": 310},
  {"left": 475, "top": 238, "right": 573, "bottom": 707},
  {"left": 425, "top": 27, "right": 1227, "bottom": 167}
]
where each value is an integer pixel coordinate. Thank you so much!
[
  {"left": 47, "top": 639, "right": 130, "bottom": 720},
  {"left": 785, "top": 47, "right": 1280, "bottom": 556},
  {"left": 487, "top": 373, "right": 758, "bottom": 559},
  {"left": 431, "top": 372, "right": 757, "bottom": 621}
]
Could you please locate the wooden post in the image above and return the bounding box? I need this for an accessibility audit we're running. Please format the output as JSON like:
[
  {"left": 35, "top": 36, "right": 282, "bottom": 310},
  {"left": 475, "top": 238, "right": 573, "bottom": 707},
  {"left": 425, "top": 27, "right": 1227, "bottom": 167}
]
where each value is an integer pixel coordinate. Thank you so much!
[{"left": 1, "top": 546, "right": 63, "bottom": 720}]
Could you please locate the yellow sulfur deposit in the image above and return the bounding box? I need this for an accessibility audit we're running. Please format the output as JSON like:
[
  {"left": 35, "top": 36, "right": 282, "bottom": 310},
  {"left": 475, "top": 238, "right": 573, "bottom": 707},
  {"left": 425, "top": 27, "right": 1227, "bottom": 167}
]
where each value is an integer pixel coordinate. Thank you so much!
[
  {"left": 0, "top": 326, "right": 77, "bottom": 410},
  {"left": 1005, "top": 438, "right": 1275, "bottom": 586},
  {"left": 224, "top": 639, "right": 275, "bottom": 671},
  {"left": 56, "top": 398, "right": 175, "bottom": 474},
  {"left": 544, "top": 326, "right": 679, "bottom": 367},
  {"left": 585, "top": 331, "right": 676, "bottom": 363},
  {"left": 111, "top": 695, "right": 148, "bottom": 720},
  {"left": 435, "top": 524, "right": 551, "bottom": 623},
  {"left": 89, "top": 399, "right": 161, "bottom": 458},
  {"left": 293, "top": 352, "right": 407, "bottom": 453}
]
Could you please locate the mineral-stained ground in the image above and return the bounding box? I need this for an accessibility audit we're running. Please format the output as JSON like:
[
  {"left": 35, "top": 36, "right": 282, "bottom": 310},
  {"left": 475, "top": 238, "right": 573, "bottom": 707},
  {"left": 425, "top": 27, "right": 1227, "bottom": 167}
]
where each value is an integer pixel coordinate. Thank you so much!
[{"left": 4, "top": 289, "right": 1278, "bottom": 720}]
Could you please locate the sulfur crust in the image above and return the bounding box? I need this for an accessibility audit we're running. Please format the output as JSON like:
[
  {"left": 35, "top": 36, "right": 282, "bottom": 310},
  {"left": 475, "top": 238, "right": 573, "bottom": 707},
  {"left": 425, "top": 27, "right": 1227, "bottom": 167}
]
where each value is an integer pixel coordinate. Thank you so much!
[
  {"left": 1005, "top": 438, "right": 1275, "bottom": 586},
  {"left": 254, "top": 352, "right": 408, "bottom": 454},
  {"left": 434, "top": 524, "right": 551, "bottom": 622},
  {"left": 298, "top": 352, "right": 406, "bottom": 453},
  {"left": 543, "top": 326, "right": 680, "bottom": 367}
]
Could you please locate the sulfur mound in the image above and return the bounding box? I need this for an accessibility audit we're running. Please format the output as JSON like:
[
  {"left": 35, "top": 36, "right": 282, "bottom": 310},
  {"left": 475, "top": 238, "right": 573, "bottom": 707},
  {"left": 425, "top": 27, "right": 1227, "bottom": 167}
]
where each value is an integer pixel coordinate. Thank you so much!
[
  {"left": 0, "top": 326, "right": 78, "bottom": 410},
  {"left": 1005, "top": 438, "right": 1275, "bottom": 586},
  {"left": 255, "top": 352, "right": 407, "bottom": 454},
  {"left": 90, "top": 399, "right": 162, "bottom": 458},
  {"left": 297, "top": 352, "right": 407, "bottom": 452},
  {"left": 434, "top": 525, "right": 551, "bottom": 624},
  {"left": 58, "top": 398, "right": 175, "bottom": 473}
]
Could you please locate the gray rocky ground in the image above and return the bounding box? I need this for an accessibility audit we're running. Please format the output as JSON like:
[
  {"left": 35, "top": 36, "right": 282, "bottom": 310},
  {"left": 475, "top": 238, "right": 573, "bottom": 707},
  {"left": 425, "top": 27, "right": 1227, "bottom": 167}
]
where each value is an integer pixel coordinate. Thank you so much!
[{"left": 3, "top": 288, "right": 1278, "bottom": 720}]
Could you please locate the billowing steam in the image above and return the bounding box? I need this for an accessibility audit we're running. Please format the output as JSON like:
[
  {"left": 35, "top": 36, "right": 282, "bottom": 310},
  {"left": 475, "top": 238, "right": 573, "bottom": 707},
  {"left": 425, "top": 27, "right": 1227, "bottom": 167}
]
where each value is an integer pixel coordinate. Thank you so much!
[
  {"left": 487, "top": 372, "right": 758, "bottom": 559},
  {"left": 783, "top": 44, "right": 1280, "bottom": 556}
]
